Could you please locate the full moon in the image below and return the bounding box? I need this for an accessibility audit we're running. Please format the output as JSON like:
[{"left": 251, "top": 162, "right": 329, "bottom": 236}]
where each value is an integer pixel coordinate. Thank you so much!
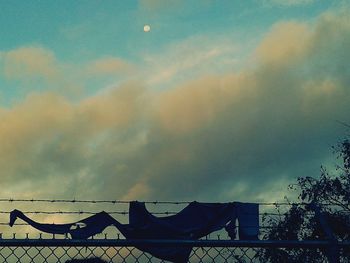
[{"left": 143, "top": 25, "right": 151, "bottom": 32}]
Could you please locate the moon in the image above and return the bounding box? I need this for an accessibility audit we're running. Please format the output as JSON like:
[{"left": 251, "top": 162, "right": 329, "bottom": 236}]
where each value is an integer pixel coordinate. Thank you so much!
[{"left": 143, "top": 25, "right": 151, "bottom": 32}]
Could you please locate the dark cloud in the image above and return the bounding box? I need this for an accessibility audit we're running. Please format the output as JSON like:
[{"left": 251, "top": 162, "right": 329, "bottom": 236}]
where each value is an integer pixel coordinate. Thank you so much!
[{"left": 110, "top": 11, "right": 350, "bottom": 201}]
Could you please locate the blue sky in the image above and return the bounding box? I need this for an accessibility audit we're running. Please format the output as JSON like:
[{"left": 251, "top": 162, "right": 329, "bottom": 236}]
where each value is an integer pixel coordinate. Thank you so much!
[
  {"left": 0, "top": 0, "right": 339, "bottom": 103},
  {"left": 0, "top": 0, "right": 335, "bottom": 61},
  {"left": 0, "top": 0, "right": 349, "bottom": 210}
]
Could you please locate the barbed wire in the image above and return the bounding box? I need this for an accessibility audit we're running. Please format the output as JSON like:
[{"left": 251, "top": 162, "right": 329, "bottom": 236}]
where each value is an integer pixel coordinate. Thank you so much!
[
  {"left": 0, "top": 222, "right": 280, "bottom": 229},
  {"left": 1, "top": 210, "right": 348, "bottom": 217},
  {"left": 0, "top": 198, "right": 341, "bottom": 206},
  {"left": 0, "top": 210, "right": 310, "bottom": 216},
  {"left": 0, "top": 210, "right": 158, "bottom": 215},
  {"left": 0, "top": 222, "right": 28, "bottom": 226},
  {"left": 0, "top": 198, "right": 188, "bottom": 205}
]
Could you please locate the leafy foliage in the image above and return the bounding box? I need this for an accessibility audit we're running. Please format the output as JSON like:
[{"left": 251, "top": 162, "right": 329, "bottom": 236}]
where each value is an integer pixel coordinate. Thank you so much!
[{"left": 258, "top": 138, "right": 350, "bottom": 262}]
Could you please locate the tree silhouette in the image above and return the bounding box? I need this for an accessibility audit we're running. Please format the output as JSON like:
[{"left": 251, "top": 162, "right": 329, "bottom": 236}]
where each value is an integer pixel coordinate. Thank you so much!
[{"left": 258, "top": 138, "right": 350, "bottom": 262}]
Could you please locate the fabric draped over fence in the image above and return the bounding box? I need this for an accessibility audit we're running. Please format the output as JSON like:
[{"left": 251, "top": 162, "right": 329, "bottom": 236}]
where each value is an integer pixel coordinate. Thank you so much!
[{"left": 9, "top": 201, "right": 259, "bottom": 263}]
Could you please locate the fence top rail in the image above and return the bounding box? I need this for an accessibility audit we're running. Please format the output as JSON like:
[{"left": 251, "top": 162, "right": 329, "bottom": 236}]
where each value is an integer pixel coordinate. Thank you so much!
[{"left": 0, "top": 239, "right": 349, "bottom": 248}]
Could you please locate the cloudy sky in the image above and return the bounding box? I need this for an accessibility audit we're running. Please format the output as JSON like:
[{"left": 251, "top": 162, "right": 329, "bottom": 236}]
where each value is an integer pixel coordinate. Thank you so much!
[{"left": 0, "top": 0, "right": 349, "bottom": 207}]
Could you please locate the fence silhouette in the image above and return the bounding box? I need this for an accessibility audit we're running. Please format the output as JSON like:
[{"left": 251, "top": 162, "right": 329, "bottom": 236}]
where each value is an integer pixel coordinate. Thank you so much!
[{"left": 0, "top": 199, "right": 349, "bottom": 262}]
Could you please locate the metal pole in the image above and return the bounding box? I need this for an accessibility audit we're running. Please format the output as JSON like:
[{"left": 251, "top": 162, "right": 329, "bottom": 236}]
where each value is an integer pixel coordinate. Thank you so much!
[{"left": 310, "top": 202, "right": 340, "bottom": 263}]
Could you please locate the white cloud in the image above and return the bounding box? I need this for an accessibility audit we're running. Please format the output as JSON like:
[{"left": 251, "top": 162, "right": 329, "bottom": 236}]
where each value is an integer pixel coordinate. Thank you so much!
[{"left": 141, "top": 35, "right": 239, "bottom": 88}]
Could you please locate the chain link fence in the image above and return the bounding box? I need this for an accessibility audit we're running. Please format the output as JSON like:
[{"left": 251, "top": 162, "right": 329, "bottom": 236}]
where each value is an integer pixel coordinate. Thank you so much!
[
  {"left": 0, "top": 245, "right": 259, "bottom": 263},
  {"left": 0, "top": 239, "right": 349, "bottom": 263},
  {"left": 0, "top": 199, "right": 349, "bottom": 262}
]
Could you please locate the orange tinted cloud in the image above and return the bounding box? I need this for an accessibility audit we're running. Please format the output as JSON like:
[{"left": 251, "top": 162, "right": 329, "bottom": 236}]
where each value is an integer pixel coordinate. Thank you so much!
[
  {"left": 85, "top": 57, "right": 133, "bottom": 76},
  {"left": 255, "top": 21, "right": 310, "bottom": 65},
  {"left": 2, "top": 47, "right": 60, "bottom": 80}
]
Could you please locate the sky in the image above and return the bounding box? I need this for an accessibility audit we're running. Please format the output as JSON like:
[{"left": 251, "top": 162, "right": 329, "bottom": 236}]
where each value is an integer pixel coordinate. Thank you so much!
[{"left": 0, "top": 0, "right": 349, "bottom": 211}]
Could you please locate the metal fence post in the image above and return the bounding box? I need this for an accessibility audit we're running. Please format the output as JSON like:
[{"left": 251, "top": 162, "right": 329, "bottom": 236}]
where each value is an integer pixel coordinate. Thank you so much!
[{"left": 310, "top": 202, "right": 340, "bottom": 263}]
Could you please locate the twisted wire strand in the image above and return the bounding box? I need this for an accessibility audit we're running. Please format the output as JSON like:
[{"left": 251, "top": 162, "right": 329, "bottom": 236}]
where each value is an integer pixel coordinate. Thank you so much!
[
  {"left": 0, "top": 198, "right": 187, "bottom": 205},
  {"left": 0, "top": 222, "right": 283, "bottom": 229},
  {"left": 0, "top": 198, "right": 340, "bottom": 206},
  {"left": 0, "top": 210, "right": 312, "bottom": 216}
]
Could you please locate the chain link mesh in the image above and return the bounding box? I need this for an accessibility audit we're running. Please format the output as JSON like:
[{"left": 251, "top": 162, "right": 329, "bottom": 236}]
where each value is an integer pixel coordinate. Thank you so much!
[
  {"left": 0, "top": 245, "right": 262, "bottom": 263},
  {"left": 0, "top": 242, "right": 349, "bottom": 263}
]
